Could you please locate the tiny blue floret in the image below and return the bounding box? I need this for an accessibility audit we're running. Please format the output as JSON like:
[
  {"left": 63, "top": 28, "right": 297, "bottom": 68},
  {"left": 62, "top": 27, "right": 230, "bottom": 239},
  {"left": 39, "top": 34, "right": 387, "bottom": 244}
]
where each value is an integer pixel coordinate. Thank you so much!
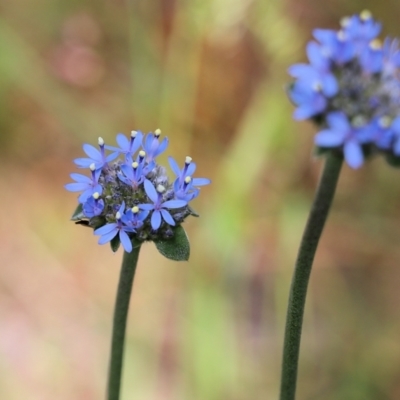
[
  {"left": 94, "top": 203, "right": 135, "bottom": 252},
  {"left": 74, "top": 137, "right": 118, "bottom": 170},
  {"left": 140, "top": 180, "right": 187, "bottom": 230}
]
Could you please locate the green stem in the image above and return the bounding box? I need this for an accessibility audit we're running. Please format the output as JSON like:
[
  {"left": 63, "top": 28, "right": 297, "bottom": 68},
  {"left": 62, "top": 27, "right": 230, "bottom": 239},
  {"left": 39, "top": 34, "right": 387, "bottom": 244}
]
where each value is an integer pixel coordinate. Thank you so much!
[
  {"left": 279, "top": 154, "right": 343, "bottom": 400},
  {"left": 107, "top": 246, "right": 141, "bottom": 400}
]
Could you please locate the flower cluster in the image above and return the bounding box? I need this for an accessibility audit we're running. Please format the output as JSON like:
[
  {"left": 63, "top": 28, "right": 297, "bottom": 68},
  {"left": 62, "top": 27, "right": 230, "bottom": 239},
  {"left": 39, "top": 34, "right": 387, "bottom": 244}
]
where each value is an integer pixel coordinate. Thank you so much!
[
  {"left": 288, "top": 10, "right": 400, "bottom": 168},
  {"left": 66, "top": 130, "right": 210, "bottom": 252}
]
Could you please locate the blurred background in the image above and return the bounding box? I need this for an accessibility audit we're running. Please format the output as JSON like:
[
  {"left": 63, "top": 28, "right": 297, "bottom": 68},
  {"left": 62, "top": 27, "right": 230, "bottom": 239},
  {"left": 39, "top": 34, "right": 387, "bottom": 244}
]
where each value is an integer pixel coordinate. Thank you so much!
[{"left": 2, "top": 0, "right": 400, "bottom": 399}]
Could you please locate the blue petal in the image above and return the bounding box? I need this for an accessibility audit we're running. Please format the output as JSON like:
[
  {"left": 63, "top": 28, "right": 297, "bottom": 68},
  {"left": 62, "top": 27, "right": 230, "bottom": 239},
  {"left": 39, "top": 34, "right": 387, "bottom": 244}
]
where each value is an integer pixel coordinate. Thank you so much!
[
  {"left": 83, "top": 144, "right": 101, "bottom": 160},
  {"left": 74, "top": 158, "right": 94, "bottom": 168},
  {"left": 391, "top": 116, "right": 400, "bottom": 133},
  {"left": 321, "top": 74, "right": 338, "bottom": 97},
  {"left": 154, "top": 137, "right": 169, "bottom": 157},
  {"left": 106, "top": 152, "right": 119, "bottom": 163},
  {"left": 98, "top": 229, "right": 119, "bottom": 244},
  {"left": 151, "top": 210, "right": 162, "bottom": 230},
  {"left": 307, "top": 41, "right": 327, "bottom": 69},
  {"left": 144, "top": 179, "right": 159, "bottom": 203},
  {"left": 131, "top": 133, "right": 143, "bottom": 154},
  {"left": 288, "top": 64, "right": 314, "bottom": 79},
  {"left": 119, "top": 230, "right": 132, "bottom": 253},
  {"left": 78, "top": 191, "right": 92, "bottom": 203},
  {"left": 65, "top": 182, "right": 89, "bottom": 192},
  {"left": 162, "top": 199, "right": 187, "bottom": 208},
  {"left": 313, "top": 28, "right": 336, "bottom": 45},
  {"left": 105, "top": 145, "right": 121, "bottom": 152},
  {"left": 168, "top": 156, "right": 181, "bottom": 176},
  {"left": 191, "top": 178, "right": 210, "bottom": 186},
  {"left": 294, "top": 103, "right": 324, "bottom": 120},
  {"left": 187, "top": 162, "right": 196, "bottom": 176},
  {"left": 344, "top": 140, "right": 364, "bottom": 169},
  {"left": 139, "top": 203, "right": 155, "bottom": 211},
  {"left": 138, "top": 210, "right": 149, "bottom": 221},
  {"left": 117, "top": 172, "right": 132, "bottom": 186},
  {"left": 144, "top": 133, "right": 154, "bottom": 151},
  {"left": 315, "top": 130, "right": 345, "bottom": 147},
  {"left": 95, "top": 223, "right": 118, "bottom": 236},
  {"left": 121, "top": 164, "right": 134, "bottom": 180},
  {"left": 326, "top": 112, "right": 349, "bottom": 132},
  {"left": 70, "top": 173, "right": 91, "bottom": 183},
  {"left": 118, "top": 202, "right": 126, "bottom": 215},
  {"left": 116, "top": 134, "right": 130, "bottom": 150},
  {"left": 160, "top": 209, "right": 175, "bottom": 226}
]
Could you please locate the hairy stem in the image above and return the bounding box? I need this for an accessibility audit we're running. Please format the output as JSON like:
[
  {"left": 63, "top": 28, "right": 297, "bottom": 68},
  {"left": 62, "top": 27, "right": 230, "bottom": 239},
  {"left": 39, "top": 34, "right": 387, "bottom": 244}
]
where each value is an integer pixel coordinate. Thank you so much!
[
  {"left": 279, "top": 154, "right": 343, "bottom": 400},
  {"left": 107, "top": 246, "right": 141, "bottom": 400}
]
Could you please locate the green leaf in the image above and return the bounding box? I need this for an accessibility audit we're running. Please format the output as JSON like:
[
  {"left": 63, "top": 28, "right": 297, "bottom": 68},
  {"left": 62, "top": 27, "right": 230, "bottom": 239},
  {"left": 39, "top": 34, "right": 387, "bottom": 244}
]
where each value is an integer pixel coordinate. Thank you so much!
[
  {"left": 188, "top": 205, "right": 200, "bottom": 217},
  {"left": 89, "top": 216, "right": 106, "bottom": 230},
  {"left": 154, "top": 225, "right": 190, "bottom": 261},
  {"left": 71, "top": 204, "right": 85, "bottom": 221},
  {"left": 385, "top": 153, "right": 400, "bottom": 168},
  {"left": 110, "top": 235, "right": 121, "bottom": 252}
]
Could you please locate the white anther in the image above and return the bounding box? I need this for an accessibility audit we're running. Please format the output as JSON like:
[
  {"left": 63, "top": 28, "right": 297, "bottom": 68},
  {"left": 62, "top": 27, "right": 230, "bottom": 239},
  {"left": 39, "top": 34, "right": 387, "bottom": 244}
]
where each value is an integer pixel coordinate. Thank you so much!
[
  {"left": 352, "top": 115, "right": 367, "bottom": 127},
  {"left": 379, "top": 116, "right": 391, "bottom": 128},
  {"left": 370, "top": 39, "right": 381, "bottom": 50},
  {"left": 360, "top": 10, "right": 372, "bottom": 21},
  {"left": 156, "top": 184, "right": 166, "bottom": 193},
  {"left": 340, "top": 17, "right": 350, "bottom": 28},
  {"left": 312, "top": 81, "right": 323, "bottom": 92}
]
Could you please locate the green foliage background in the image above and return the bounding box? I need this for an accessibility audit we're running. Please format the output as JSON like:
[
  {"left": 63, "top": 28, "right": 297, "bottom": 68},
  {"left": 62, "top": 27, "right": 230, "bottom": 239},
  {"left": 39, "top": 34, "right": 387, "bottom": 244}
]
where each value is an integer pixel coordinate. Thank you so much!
[{"left": 1, "top": 1, "right": 400, "bottom": 399}]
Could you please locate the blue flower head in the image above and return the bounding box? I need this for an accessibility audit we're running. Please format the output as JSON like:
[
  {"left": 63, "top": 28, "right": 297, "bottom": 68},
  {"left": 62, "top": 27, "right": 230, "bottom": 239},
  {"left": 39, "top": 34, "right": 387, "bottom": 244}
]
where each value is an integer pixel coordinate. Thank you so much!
[
  {"left": 66, "top": 130, "right": 210, "bottom": 252},
  {"left": 288, "top": 10, "right": 400, "bottom": 168}
]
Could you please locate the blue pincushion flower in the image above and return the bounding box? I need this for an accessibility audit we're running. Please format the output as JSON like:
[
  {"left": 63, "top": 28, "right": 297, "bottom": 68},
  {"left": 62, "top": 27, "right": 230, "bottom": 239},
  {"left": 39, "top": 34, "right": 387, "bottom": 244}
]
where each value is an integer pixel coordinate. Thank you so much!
[
  {"left": 66, "top": 129, "right": 210, "bottom": 253},
  {"left": 288, "top": 10, "right": 400, "bottom": 168}
]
